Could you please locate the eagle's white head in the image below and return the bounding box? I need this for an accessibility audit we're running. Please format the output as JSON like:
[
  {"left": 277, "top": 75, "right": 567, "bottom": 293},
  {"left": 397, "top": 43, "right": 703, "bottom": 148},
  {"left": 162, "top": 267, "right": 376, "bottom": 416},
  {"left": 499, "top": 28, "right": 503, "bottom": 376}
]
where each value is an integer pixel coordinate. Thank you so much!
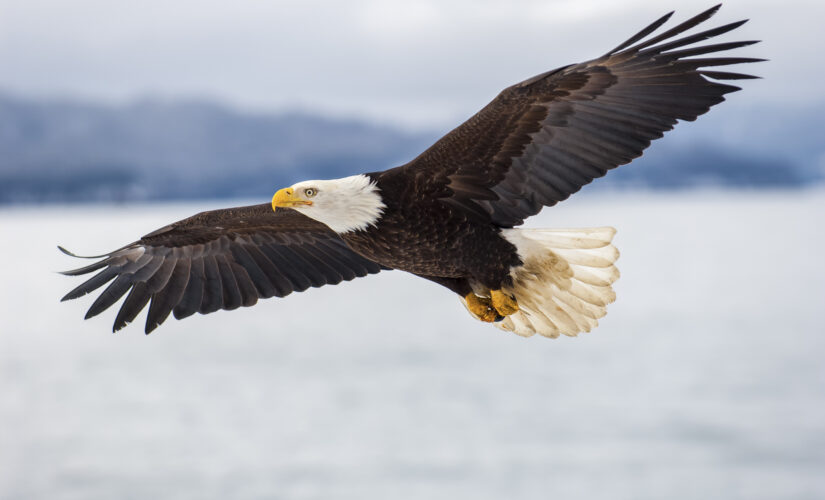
[{"left": 271, "top": 174, "right": 386, "bottom": 234}]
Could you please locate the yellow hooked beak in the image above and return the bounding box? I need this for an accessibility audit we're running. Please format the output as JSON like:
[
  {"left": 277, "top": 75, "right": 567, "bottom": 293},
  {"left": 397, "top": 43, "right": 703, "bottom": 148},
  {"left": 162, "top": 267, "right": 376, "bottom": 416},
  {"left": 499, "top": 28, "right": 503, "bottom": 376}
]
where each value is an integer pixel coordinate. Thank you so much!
[{"left": 271, "top": 187, "right": 313, "bottom": 211}]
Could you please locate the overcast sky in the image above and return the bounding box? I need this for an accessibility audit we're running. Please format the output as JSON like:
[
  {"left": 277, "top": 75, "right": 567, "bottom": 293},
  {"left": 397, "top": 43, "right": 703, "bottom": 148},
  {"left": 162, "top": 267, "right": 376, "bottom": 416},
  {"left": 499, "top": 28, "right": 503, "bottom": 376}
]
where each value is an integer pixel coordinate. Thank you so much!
[{"left": 0, "top": 0, "right": 820, "bottom": 130}]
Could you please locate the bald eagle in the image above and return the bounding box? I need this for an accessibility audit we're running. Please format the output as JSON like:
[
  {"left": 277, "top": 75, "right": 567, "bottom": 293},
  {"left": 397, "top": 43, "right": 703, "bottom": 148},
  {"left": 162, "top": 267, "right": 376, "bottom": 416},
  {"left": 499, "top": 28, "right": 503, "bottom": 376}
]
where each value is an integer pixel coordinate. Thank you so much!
[{"left": 60, "top": 5, "right": 761, "bottom": 337}]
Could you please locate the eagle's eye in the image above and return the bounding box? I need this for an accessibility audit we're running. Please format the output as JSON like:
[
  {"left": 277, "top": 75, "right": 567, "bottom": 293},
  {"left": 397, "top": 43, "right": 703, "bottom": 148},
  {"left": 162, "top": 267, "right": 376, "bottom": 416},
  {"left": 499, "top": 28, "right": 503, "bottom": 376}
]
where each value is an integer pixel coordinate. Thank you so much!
[{"left": 304, "top": 188, "right": 317, "bottom": 198}]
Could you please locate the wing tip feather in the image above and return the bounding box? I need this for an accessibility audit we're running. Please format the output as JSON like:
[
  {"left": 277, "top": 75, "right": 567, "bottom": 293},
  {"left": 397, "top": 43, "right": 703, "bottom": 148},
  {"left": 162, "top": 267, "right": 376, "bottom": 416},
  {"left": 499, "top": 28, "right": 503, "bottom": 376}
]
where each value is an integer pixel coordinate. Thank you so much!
[
  {"left": 606, "top": 10, "right": 674, "bottom": 56},
  {"left": 57, "top": 244, "right": 116, "bottom": 259}
]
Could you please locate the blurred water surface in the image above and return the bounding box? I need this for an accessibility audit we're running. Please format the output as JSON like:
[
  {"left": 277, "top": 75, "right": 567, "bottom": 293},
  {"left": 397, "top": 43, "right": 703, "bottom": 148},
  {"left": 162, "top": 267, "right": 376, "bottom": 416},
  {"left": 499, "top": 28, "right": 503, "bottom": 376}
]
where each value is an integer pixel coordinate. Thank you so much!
[{"left": 1, "top": 190, "right": 824, "bottom": 500}]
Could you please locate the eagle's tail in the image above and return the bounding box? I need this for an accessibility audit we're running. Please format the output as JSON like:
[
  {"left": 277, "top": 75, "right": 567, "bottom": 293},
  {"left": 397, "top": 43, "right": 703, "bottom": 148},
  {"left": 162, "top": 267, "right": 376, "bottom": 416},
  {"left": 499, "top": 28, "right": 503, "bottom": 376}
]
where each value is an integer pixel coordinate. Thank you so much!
[{"left": 495, "top": 227, "right": 620, "bottom": 338}]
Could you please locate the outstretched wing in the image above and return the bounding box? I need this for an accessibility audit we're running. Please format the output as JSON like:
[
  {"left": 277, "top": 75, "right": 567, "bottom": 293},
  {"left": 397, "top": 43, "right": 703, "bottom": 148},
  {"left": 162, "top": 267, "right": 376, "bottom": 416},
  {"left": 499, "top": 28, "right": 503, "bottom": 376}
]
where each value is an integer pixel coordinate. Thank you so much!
[
  {"left": 60, "top": 203, "right": 387, "bottom": 333},
  {"left": 390, "top": 5, "right": 762, "bottom": 227}
]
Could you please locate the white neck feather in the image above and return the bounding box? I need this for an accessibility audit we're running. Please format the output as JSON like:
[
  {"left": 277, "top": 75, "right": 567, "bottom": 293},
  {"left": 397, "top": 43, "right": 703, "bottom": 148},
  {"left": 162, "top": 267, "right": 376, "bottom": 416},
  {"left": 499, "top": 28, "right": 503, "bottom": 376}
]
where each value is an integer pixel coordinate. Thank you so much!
[{"left": 289, "top": 174, "right": 386, "bottom": 234}]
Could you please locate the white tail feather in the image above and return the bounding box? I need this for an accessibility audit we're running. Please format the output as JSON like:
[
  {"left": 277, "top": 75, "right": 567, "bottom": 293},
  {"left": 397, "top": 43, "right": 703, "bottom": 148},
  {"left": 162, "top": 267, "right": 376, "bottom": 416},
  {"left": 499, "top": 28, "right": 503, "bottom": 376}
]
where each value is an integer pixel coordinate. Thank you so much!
[{"left": 494, "top": 227, "right": 620, "bottom": 338}]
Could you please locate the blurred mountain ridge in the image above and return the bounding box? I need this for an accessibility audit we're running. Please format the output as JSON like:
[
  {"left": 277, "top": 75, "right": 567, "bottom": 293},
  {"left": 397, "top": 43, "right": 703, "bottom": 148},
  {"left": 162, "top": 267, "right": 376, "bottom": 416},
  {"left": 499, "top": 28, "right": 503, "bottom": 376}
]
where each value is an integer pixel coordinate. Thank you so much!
[{"left": 0, "top": 92, "right": 821, "bottom": 204}]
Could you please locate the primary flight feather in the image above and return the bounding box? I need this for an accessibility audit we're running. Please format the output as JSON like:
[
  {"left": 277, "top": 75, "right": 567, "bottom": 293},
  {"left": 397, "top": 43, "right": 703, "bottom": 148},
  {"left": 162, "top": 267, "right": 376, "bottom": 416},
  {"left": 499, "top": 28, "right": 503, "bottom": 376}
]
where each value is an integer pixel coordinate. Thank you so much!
[{"left": 60, "top": 5, "right": 762, "bottom": 337}]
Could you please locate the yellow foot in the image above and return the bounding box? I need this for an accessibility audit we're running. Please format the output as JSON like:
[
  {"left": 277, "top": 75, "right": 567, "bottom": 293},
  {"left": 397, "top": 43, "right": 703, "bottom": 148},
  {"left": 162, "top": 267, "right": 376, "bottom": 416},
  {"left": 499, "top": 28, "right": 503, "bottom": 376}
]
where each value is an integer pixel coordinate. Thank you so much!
[
  {"left": 464, "top": 292, "right": 501, "bottom": 323},
  {"left": 491, "top": 289, "right": 519, "bottom": 316}
]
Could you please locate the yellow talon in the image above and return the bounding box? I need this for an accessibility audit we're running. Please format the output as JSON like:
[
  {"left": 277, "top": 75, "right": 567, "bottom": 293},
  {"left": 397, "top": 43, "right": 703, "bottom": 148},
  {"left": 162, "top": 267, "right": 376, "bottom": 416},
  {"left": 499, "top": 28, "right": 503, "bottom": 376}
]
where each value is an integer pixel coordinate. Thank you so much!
[
  {"left": 491, "top": 289, "right": 519, "bottom": 316},
  {"left": 464, "top": 293, "right": 500, "bottom": 323}
]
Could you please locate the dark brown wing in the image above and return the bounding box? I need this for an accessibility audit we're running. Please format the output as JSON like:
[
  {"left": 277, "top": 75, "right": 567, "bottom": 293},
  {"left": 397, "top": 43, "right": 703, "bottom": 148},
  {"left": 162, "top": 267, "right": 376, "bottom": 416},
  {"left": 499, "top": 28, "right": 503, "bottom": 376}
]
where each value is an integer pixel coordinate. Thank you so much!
[
  {"left": 60, "top": 203, "right": 387, "bottom": 333},
  {"left": 389, "top": 5, "right": 762, "bottom": 226}
]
